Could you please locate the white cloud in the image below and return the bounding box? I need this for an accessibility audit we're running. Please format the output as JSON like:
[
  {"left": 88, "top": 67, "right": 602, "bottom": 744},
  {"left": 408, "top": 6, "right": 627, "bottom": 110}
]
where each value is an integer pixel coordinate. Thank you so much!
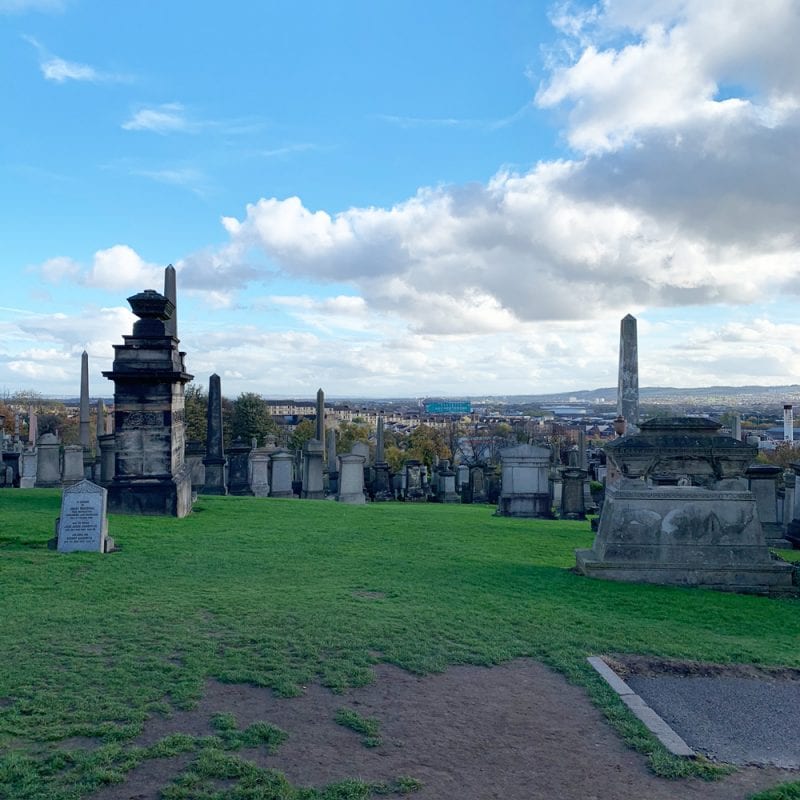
[
  {"left": 122, "top": 103, "right": 193, "bottom": 133},
  {"left": 23, "top": 36, "right": 129, "bottom": 83},
  {"left": 85, "top": 246, "right": 163, "bottom": 291},
  {"left": 38, "top": 256, "right": 80, "bottom": 283}
]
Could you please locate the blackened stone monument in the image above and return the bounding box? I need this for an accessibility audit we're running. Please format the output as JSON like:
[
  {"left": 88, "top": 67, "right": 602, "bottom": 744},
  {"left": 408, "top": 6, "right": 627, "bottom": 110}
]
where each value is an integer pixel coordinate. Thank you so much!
[{"left": 103, "top": 288, "right": 194, "bottom": 516}]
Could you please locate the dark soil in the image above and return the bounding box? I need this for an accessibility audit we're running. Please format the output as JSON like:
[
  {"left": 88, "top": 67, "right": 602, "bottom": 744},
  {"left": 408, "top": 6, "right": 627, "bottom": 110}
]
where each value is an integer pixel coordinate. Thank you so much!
[
  {"left": 88, "top": 659, "right": 796, "bottom": 800},
  {"left": 608, "top": 654, "right": 800, "bottom": 682}
]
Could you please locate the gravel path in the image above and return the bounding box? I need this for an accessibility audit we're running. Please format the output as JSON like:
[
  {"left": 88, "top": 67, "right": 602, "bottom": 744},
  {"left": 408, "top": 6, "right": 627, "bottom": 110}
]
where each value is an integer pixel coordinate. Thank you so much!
[{"left": 627, "top": 675, "right": 800, "bottom": 768}]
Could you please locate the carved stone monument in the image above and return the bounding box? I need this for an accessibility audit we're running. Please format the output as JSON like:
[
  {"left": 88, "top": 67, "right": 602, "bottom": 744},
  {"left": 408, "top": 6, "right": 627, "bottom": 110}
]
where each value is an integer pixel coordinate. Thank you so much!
[
  {"left": 617, "top": 314, "right": 639, "bottom": 435},
  {"left": 202, "top": 373, "right": 227, "bottom": 495},
  {"left": 301, "top": 438, "right": 325, "bottom": 499},
  {"left": 576, "top": 417, "right": 795, "bottom": 594},
  {"left": 102, "top": 287, "right": 193, "bottom": 516},
  {"left": 337, "top": 452, "right": 367, "bottom": 504}
]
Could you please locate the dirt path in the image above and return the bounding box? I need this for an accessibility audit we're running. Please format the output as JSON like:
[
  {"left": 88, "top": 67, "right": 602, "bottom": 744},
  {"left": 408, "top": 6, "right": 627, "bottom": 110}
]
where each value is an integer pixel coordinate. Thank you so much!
[{"left": 91, "top": 659, "right": 796, "bottom": 800}]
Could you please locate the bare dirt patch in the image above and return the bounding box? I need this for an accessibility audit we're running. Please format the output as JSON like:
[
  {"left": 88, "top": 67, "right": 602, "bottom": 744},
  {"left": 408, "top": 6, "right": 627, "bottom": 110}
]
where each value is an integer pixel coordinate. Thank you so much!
[
  {"left": 607, "top": 654, "right": 800, "bottom": 682},
  {"left": 89, "top": 659, "right": 796, "bottom": 800}
]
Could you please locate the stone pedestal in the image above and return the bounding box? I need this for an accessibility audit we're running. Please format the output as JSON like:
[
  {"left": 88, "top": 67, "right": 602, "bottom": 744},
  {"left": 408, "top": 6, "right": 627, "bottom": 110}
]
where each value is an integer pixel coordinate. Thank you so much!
[
  {"left": 184, "top": 440, "right": 205, "bottom": 493},
  {"left": 404, "top": 460, "right": 425, "bottom": 501},
  {"left": 371, "top": 462, "right": 392, "bottom": 501},
  {"left": 337, "top": 453, "right": 367, "bottom": 504},
  {"left": 576, "top": 417, "right": 796, "bottom": 595},
  {"left": 269, "top": 449, "right": 294, "bottom": 498},
  {"left": 469, "top": 467, "right": 487, "bottom": 504},
  {"left": 97, "top": 434, "right": 116, "bottom": 485},
  {"left": 250, "top": 450, "right": 271, "bottom": 497},
  {"left": 496, "top": 444, "right": 552, "bottom": 518},
  {"left": 227, "top": 438, "right": 254, "bottom": 496},
  {"left": 19, "top": 449, "right": 37, "bottom": 488},
  {"left": 102, "top": 289, "right": 193, "bottom": 517},
  {"left": 62, "top": 445, "right": 85, "bottom": 486},
  {"left": 560, "top": 467, "right": 587, "bottom": 520},
  {"left": 36, "top": 433, "right": 61, "bottom": 487},
  {"left": 301, "top": 438, "right": 325, "bottom": 499},
  {"left": 747, "top": 464, "right": 786, "bottom": 546},
  {"left": 438, "top": 470, "right": 460, "bottom": 503}
]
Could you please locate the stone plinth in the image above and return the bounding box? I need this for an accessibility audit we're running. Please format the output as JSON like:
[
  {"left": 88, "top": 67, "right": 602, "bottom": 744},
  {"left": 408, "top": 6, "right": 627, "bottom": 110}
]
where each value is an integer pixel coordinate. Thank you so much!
[
  {"left": 62, "top": 445, "right": 85, "bottom": 486},
  {"left": 184, "top": 440, "right": 205, "bottom": 493},
  {"left": 747, "top": 464, "right": 785, "bottom": 546},
  {"left": 576, "top": 417, "right": 796, "bottom": 595},
  {"left": 496, "top": 444, "right": 552, "bottom": 518},
  {"left": 575, "top": 483, "right": 794, "bottom": 594},
  {"left": 438, "top": 470, "right": 460, "bottom": 503},
  {"left": 560, "top": 467, "right": 587, "bottom": 520},
  {"left": 404, "top": 460, "right": 425, "bottom": 501},
  {"left": 269, "top": 449, "right": 294, "bottom": 498},
  {"left": 36, "top": 433, "right": 61, "bottom": 488},
  {"left": 301, "top": 438, "right": 325, "bottom": 499},
  {"left": 249, "top": 450, "right": 270, "bottom": 497},
  {"left": 337, "top": 453, "right": 367, "bottom": 504},
  {"left": 19, "top": 449, "right": 37, "bottom": 488},
  {"left": 371, "top": 462, "right": 391, "bottom": 501},
  {"left": 97, "top": 434, "right": 116, "bottom": 485},
  {"left": 226, "top": 438, "right": 253, "bottom": 496},
  {"left": 102, "top": 288, "right": 193, "bottom": 516}
]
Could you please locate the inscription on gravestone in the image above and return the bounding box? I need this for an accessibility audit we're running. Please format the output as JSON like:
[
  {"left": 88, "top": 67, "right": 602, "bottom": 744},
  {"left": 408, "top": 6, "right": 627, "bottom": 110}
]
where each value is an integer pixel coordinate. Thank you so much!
[{"left": 57, "top": 479, "right": 110, "bottom": 553}]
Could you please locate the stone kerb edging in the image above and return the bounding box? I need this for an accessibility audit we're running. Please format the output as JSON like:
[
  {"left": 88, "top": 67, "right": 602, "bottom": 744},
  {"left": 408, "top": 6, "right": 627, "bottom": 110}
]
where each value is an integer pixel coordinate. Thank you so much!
[{"left": 587, "top": 656, "right": 695, "bottom": 758}]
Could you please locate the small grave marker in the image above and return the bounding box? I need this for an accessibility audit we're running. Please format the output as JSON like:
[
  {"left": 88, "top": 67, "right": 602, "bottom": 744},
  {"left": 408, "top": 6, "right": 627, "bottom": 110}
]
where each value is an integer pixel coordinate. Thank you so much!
[{"left": 57, "top": 479, "right": 113, "bottom": 553}]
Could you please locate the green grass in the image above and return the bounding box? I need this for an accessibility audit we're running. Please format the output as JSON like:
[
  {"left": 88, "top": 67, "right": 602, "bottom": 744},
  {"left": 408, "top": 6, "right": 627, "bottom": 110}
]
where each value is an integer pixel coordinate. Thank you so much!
[
  {"left": 774, "top": 548, "right": 800, "bottom": 563},
  {"left": 1, "top": 489, "right": 799, "bottom": 798},
  {"left": 751, "top": 782, "right": 800, "bottom": 800},
  {"left": 334, "top": 708, "right": 381, "bottom": 747}
]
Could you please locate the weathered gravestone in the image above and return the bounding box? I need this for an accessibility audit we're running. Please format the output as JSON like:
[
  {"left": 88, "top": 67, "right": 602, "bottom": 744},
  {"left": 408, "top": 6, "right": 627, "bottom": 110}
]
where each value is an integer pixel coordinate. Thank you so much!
[
  {"left": 269, "top": 449, "right": 294, "bottom": 498},
  {"left": 496, "top": 444, "right": 552, "bottom": 518},
  {"left": 36, "top": 433, "right": 61, "bottom": 488},
  {"left": 337, "top": 452, "right": 367, "bottom": 504},
  {"left": 56, "top": 479, "right": 114, "bottom": 553}
]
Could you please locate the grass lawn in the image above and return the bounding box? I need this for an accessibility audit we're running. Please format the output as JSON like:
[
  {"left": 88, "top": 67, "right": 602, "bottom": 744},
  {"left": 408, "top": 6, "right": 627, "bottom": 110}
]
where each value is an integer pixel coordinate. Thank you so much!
[{"left": 1, "top": 489, "right": 799, "bottom": 799}]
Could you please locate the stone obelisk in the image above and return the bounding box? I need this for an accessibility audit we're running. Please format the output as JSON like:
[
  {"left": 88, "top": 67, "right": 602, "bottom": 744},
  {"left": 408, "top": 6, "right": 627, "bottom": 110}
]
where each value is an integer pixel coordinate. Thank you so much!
[
  {"left": 79, "top": 350, "right": 91, "bottom": 451},
  {"left": 617, "top": 314, "right": 639, "bottom": 436},
  {"left": 315, "top": 388, "right": 325, "bottom": 444},
  {"left": 375, "top": 413, "right": 385, "bottom": 465},
  {"left": 164, "top": 264, "right": 178, "bottom": 338},
  {"left": 202, "top": 373, "right": 227, "bottom": 495}
]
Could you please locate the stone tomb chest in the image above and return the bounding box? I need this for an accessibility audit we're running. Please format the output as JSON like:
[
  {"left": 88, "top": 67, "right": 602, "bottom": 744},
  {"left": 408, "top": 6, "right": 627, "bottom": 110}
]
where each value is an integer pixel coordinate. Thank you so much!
[{"left": 575, "top": 417, "right": 795, "bottom": 594}]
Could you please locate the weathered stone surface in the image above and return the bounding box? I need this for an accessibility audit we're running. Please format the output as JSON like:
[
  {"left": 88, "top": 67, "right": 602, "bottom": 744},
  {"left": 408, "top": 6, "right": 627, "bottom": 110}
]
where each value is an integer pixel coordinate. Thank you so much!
[
  {"left": 249, "top": 450, "right": 270, "bottom": 497},
  {"left": 227, "top": 438, "right": 253, "bottom": 496},
  {"left": 560, "top": 467, "right": 587, "bottom": 520},
  {"left": 102, "top": 287, "right": 194, "bottom": 516},
  {"left": 269, "top": 449, "right": 294, "bottom": 498},
  {"left": 19, "top": 449, "right": 37, "bottom": 488},
  {"left": 617, "top": 314, "right": 639, "bottom": 435},
  {"left": 301, "top": 438, "right": 325, "bottom": 499},
  {"left": 36, "top": 433, "right": 61, "bottom": 487},
  {"left": 337, "top": 452, "right": 367, "bottom": 504},
  {"left": 405, "top": 460, "right": 425, "bottom": 501},
  {"left": 57, "top": 479, "right": 111, "bottom": 553},
  {"left": 202, "top": 373, "right": 227, "bottom": 495},
  {"left": 496, "top": 444, "right": 552, "bottom": 518},
  {"left": 62, "top": 445, "right": 84, "bottom": 486},
  {"left": 79, "top": 350, "right": 91, "bottom": 452},
  {"left": 576, "top": 417, "right": 796, "bottom": 594},
  {"left": 315, "top": 388, "right": 325, "bottom": 444},
  {"left": 97, "top": 434, "right": 116, "bottom": 485}
]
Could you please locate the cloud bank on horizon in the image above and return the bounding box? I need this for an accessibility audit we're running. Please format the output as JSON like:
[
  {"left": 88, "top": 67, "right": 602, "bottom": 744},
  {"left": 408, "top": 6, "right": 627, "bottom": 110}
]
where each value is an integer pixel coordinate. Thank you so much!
[{"left": 3, "top": 0, "right": 800, "bottom": 397}]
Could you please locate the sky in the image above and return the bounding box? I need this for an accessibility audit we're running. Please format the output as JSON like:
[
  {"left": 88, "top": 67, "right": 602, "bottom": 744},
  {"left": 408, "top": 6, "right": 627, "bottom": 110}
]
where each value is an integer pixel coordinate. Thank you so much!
[{"left": 2, "top": 0, "right": 800, "bottom": 399}]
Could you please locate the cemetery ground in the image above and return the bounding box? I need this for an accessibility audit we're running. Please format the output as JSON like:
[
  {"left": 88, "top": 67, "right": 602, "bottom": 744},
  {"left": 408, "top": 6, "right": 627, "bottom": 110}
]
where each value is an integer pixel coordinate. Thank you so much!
[{"left": 1, "top": 493, "right": 799, "bottom": 800}]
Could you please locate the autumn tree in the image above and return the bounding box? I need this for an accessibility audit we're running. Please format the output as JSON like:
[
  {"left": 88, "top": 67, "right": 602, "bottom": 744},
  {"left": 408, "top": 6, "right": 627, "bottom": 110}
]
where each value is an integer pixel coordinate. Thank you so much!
[
  {"left": 230, "top": 392, "right": 278, "bottom": 446},
  {"left": 184, "top": 383, "right": 208, "bottom": 444},
  {"left": 289, "top": 419, "right": 316, "bottom": 452}
]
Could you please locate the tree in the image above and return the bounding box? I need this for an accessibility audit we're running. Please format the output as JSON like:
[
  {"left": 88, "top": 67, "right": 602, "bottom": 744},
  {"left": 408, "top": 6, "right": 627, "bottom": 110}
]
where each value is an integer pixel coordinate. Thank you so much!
[
  {"left": 407, "top": 424, "right": 450, "bottom": 468},
  {"left": 229, "top": 393, "right": 277, "bottom": 446},
  {"left": 183, "top": 383, "right": 208, "bottom": 444},
  {"left": 337, "top": 421, "right": 370, "bottom": 455},
  {"left": 289, "top": 419, "right": 316, "bottom": 452}
]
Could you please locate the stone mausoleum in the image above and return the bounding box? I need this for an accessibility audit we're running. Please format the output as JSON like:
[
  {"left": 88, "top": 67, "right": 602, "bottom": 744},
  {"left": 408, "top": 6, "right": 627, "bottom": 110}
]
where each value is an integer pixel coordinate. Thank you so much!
[
  {"left": 103, "top": 288, "right": 194, "bottom": 517},
  {"left": 575, "top": 417, "right": 795, "bottom": 594}
]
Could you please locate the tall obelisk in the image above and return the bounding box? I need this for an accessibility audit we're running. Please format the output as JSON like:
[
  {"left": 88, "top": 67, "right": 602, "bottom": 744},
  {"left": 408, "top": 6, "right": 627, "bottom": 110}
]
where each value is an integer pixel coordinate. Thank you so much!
[
  {"left": 79, "top": 350, "right": 91, "bottom": 450},
  {"left": 617, "top": 314, "right": 639, "bottom": 435},
  {"left": 315, "top": 388, "right": 325, "bottom": 443},
  {"left": 164, "top": 264, "right": 178, "bottom": 338}
]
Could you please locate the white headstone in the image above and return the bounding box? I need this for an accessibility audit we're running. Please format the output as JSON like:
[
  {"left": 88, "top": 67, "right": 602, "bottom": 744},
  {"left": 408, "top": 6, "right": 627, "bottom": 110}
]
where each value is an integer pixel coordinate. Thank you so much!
[{"left": 57, "top": 480, "right": 109, "bottom": 553}]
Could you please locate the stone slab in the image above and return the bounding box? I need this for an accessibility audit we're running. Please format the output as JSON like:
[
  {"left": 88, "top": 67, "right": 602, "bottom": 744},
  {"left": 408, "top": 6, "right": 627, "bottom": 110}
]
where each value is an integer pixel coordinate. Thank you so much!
[{"left": 57, "top": 479, "right": 107, "bottom": 553}]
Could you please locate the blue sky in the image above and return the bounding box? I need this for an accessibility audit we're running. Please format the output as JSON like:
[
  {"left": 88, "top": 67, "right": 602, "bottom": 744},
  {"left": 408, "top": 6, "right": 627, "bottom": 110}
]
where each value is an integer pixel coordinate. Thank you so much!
[{"left": 2, "top": 0, "right": 800, "bottom": 398}]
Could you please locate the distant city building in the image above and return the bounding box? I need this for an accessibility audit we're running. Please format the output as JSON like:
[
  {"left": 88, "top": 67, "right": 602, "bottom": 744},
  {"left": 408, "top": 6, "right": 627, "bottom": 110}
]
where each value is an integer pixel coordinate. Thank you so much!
[{"left": 422, "top": 399, "right": 472, "bottom": 415}]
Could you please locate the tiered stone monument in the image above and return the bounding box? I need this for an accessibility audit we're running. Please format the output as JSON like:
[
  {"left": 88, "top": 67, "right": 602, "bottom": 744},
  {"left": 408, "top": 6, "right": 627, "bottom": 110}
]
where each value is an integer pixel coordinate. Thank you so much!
[
  {"left": 575, "top": 417, "right": 795, "bottom": 594},
  {"left": 227, "top": 438, "right": 253, "bottom": 496},
  {"left": 102, "top": 287, "right": 194, "bottom": 516},
  {"left": 496, "top": 444, "right": 552, "bottom": 518}
]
